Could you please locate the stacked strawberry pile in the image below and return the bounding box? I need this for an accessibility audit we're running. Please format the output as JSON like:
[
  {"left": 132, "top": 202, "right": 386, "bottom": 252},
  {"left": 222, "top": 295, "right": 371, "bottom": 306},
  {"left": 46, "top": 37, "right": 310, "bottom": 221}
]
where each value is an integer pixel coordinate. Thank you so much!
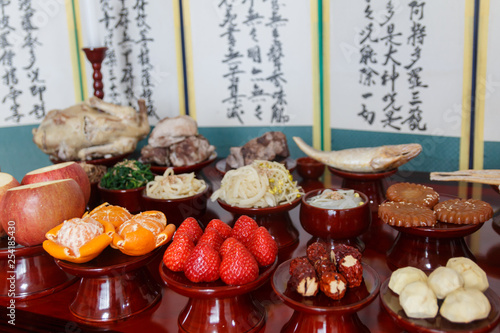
[{"left": 163, "top": 215, "right": 278, "bottom": 285}]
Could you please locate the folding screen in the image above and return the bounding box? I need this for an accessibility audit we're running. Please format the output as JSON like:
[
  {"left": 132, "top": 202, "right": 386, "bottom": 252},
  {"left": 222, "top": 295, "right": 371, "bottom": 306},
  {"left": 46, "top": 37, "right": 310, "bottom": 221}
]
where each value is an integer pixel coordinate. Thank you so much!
[
  {"left": 325, "top": 0, "right": 475, "bottom": 172},
  {"left": 181, "top": 0, "right": 320, "bottom": 157}
]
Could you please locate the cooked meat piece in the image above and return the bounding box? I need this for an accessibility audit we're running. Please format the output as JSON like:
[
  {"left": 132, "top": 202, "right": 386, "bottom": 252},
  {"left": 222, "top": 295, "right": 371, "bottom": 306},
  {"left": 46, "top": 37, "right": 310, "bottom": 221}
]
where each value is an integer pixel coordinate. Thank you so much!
[
  {"left": 140, "top": 145, "right": 171, "bottom": 166},
  {"left": 169, "top": 135, "right": 215, "bottom": 167},
  {"left": 148, "top": 115, "right": 198, "bottom": 148},
  {"left": 226, "top": 131, "right": 289, "bottom": 169}
]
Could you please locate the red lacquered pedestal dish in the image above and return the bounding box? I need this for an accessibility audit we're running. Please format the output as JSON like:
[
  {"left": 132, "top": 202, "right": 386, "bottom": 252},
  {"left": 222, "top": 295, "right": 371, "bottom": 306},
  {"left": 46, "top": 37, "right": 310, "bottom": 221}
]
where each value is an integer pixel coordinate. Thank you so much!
[
  {"left": 56, "top": 246, "right": 162, "bottom": 322},
  {"left": 141, "top": 186, "right": 208, "bottom": 227},
  {"left": 148, "top": 152, "right": 217, "bottom": 175},
  {"left": 299, "top": 188, "right": 371, "bottom": 252},
  {"left": 386, "top": 194, "right": 485, "bottom": 272},
  {"left": 0, "top": 239, "right": 75, "bottom": 300},
  {"left": 380, "top": 278, "right": 500, "bottom": 333},
  {"left": 328, "top": 167, "right": 396, "bottom": 214},
  {"left": 51, "top": 153, "right": 131, "bottom": 167},
  {"left": 271, "top": 259, "right": 380, "bottom": 333},
  {"left": 489, "top": 184, "right": 500, "bottom": 234},
  {"left": 159, "top": 259, "right": 278, "bottom": 333},
  {"left": 217, "top": 197, "right": 301, "bottom": 249},
  {"left": 97, "top": 184, "right": 145, "bottom": 214}
]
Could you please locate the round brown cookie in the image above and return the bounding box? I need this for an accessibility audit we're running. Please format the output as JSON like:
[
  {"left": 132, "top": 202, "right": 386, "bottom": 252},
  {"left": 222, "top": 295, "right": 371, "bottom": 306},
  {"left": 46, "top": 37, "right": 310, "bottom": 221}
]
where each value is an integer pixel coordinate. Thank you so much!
[
  {"left": 378, "top": 201, "right": 436, "bottom": 227},
  {"left": 433, "top": 198, "right": 493, "bottom": 224},
  {"left": 386, "top": 182, "right": 439, "bottom": 208}
]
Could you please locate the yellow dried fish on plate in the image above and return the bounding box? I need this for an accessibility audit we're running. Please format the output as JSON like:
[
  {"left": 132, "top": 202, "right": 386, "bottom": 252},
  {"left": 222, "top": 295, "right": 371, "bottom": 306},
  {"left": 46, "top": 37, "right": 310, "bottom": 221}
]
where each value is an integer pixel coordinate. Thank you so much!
[{"left": 293, "top": 137, "right": 422, "bottom": 173}]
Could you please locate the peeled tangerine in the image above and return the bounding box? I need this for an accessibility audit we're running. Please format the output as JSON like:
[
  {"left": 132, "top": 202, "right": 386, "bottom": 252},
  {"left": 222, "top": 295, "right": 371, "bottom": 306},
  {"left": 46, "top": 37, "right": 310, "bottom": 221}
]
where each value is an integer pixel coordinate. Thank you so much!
[
  {"left": 86, "top": 202, "right": 133, "bottom": 228},
  {"left": 43, "top": 216, "right": 115, "bottom": 263},
  {"left": 111, "top": 210, "right": 175, "bottom": 256}
]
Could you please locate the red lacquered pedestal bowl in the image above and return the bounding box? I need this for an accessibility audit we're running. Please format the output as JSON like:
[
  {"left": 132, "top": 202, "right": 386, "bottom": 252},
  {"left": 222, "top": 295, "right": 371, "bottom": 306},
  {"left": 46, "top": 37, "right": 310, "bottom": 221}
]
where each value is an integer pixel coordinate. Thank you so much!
[
  {"left": 386, "top": 194, "right": 485, "bottom": 272},
  {"left": 148, "top": 152, "right": 217, "bottom": 175},
  {"left": 217, "top": 197, "right": 301, "bottom": 250},
  {"left": 141, "top": 186, "right": 208, "bottom": 227},
  {"left": 380, "top": 278, "right": 500, "bottom": 333},
  {"left": 0, "top": 239, "right": 75, "bottom": 300},
  {"left": 489, "top": 185, "right": 500, "bottom": 234},
  {"left": 271, "top": 259, "right": 380, "bottom": 333},
  {"left": 328, "top": 167, "right": 396, "bottom": 215},
  {"left": 159, "top": 259, "right": 278, "bottom": 333},
  {"left": 56, "top": 246, "right": 162, "bottom": 322},
  {"left": 97, "top": 184, "right": 145, "bottom": 214},
  {"left": 51, "top": 153, "right": 131, "bottom": 167},
  {"left": 300, "top": 188, "right": 371, "bottom": 252}
]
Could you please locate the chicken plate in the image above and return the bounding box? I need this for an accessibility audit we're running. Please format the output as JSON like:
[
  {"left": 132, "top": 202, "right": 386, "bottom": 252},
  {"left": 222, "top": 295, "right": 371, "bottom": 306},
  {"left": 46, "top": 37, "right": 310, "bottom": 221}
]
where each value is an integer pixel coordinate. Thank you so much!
[{"left": 32, "top": 97, "right": 150, "bottom": 161}]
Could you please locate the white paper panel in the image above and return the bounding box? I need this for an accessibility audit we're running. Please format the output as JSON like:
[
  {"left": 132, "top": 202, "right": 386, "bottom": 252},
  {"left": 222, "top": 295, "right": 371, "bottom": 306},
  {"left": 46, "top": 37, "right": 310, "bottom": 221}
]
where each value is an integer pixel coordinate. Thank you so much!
[
  {"left": 83, "top": 0, "right": 181, "bottom": 125},
  {"left": 0, "top": 0, "right": 77, "bottom": 128},
  {"left": 482, "top": 0, "right": 500, "bottom": 142},
  {"left": 329, "top": 0, "right": 466, "bottom": 137},
  {"left": 187, "top": 0, "right": 315, "bottom": 127}
]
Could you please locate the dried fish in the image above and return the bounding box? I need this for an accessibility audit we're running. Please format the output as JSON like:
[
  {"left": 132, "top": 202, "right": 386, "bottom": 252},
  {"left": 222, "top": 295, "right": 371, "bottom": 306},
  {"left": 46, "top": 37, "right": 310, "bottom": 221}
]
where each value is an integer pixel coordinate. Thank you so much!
[
  {"left": 293, "top": 137, "right": 422, "bottom": 172},
  {"left": 430, "top": 170, "right": 500, "bottom": 186}
]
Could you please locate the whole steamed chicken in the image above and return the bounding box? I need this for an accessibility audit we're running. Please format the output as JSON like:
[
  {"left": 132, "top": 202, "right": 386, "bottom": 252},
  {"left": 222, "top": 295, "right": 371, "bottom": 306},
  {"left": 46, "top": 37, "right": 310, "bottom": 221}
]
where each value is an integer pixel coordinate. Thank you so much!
[{"left": 32, "top": 97, "right": 150, "bottom": 162}]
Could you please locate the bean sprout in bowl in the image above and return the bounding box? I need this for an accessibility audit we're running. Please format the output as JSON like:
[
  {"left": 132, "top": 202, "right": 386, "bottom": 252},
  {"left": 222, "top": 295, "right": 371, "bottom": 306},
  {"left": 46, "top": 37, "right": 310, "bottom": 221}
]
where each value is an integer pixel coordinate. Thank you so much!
[{"left": 300, "top": 188, "right": 371, "bottom": 239}]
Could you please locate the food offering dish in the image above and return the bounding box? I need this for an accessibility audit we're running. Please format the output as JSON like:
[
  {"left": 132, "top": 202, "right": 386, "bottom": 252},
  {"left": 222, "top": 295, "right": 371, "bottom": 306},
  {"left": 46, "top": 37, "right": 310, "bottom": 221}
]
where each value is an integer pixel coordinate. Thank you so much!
[
  {"left": 0, "top": 238, "right": 76, "bottom": 300},
  {"left": 328, "top": 166, "right": 397, "bottom": 215},
  {"left": 271, "top": 259, "right": 380, "bottom": 333},
  {"left": 97, "top": 184, "right": 145, "bottom": 213},
  {"left": 149, "top": 152, "right": 217, "bottom": 175},
  {"left": 215, "top": 156, "right": 297, "bottom": 175},
  {"left": 380, "top": 278, "right": 500, "bottom": 333},
  {"left": 296, "top": 157, "right": 325, "bottom": 180},
  {"left": 141, "top": 186, "right": 209, "bottom": 227},
  {"left": 159, "top": 258, "right": 277, "bottom": 333},
  {"left": 217, "top": 197, "right": 301, "bottom": 249},
  {"left": 51, "top": 153, "right": 131, "bottom": 167},
  {"left": 385, "top": 193, "right": 488, "bottom": 271},
  {"left": 56, "top": 246, "right": 162, "bottom": 322},
  {"left": 299, "top": 188, "right": 371, "bottom": 252},
  {"left": 489, "top": 185, "right": 500, "bottom": 234}
]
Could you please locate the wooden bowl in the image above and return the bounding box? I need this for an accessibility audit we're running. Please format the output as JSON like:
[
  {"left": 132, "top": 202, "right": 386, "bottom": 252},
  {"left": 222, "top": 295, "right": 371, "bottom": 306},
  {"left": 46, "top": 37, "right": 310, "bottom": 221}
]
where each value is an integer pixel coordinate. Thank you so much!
[
  {"left": 97, "top": 184, "right": 145, "bottom": 214},
  {"left": 141, "top": 186, "right": 208, "bottom": 227},
  {"left": 296, "top": 157, "right": 324, "bottom": 180},
  {"left": 217, "top": 197, "right": 301, "bottom": 249},
  {"left": 299, "top": 188, "right": 371, "bottom": 251}
]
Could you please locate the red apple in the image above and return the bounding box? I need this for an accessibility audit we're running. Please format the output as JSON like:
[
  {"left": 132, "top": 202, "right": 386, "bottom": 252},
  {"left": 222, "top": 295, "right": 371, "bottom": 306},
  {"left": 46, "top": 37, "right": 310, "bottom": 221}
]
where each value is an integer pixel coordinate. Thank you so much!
[
  {"left": 0, "top": 179, "right": 86, "bottom": 246},
  {"left": 0, "top": 172, "right": 21, "bottom": 237},
  {"left": 22, "top": 162, "right": 90, "bottom": 204}
]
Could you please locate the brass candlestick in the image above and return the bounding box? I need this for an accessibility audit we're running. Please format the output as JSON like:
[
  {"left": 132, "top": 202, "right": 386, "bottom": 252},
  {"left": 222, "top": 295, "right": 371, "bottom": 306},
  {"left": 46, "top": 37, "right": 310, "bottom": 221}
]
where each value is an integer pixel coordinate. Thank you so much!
[{"left": 82, "top": 47, "right": 107, "bottom": 99}]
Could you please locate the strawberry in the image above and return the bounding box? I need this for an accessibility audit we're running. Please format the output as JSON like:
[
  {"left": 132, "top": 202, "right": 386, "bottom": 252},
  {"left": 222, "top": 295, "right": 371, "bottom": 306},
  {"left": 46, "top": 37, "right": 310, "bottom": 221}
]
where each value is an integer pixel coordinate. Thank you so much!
[
  {"left": 197, "top": 227, "right": 224, "bottom": 251},
  {"left": 219, "top": 237, "right": 245, "bottom": 259},
  {"left": 163, "top": 237, "right": 195, "bottom": 272},
  {"left": 206, "top": 219, "right": 232, "bottom": 240},
  {"left": 247, "top": 227, "right": 278, "bottom": 266},
  {"left": 230, "top": 215, "right": 258, "bottom": 247},
  {"left": 175, "top": 217, "right": 203, "bottom": 243},
  {"left": 184, "top": 243, "right": 221, "bottom": 283},
  {"left": 220, "top": 243, "right": 259, "bottom": 286}
]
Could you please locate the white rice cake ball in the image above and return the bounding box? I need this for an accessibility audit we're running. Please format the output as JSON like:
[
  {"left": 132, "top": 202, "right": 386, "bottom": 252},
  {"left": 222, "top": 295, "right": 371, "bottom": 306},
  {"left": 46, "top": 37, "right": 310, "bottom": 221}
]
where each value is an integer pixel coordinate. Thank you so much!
[
  {"left": 399, "top": 280, "right": 438, "bottom": 319},
  {"left": 446, "top": 257, "right": 489, "bottom": 292},
  {"left": 440, "top": 288, "right": 491, "bottom": 323},
  {"left": 389, "top": 266, "right": 427, "bottom": 295},
  {"left": 428, "top": 266, "right": 464, "bottom": 299}
]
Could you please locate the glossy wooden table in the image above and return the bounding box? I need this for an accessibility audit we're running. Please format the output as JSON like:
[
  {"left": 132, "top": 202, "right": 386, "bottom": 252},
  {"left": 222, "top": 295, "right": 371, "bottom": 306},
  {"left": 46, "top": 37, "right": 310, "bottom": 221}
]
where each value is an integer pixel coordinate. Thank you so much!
[{"left": 1, "top": 162, "right": 500, "bottom": 333}]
